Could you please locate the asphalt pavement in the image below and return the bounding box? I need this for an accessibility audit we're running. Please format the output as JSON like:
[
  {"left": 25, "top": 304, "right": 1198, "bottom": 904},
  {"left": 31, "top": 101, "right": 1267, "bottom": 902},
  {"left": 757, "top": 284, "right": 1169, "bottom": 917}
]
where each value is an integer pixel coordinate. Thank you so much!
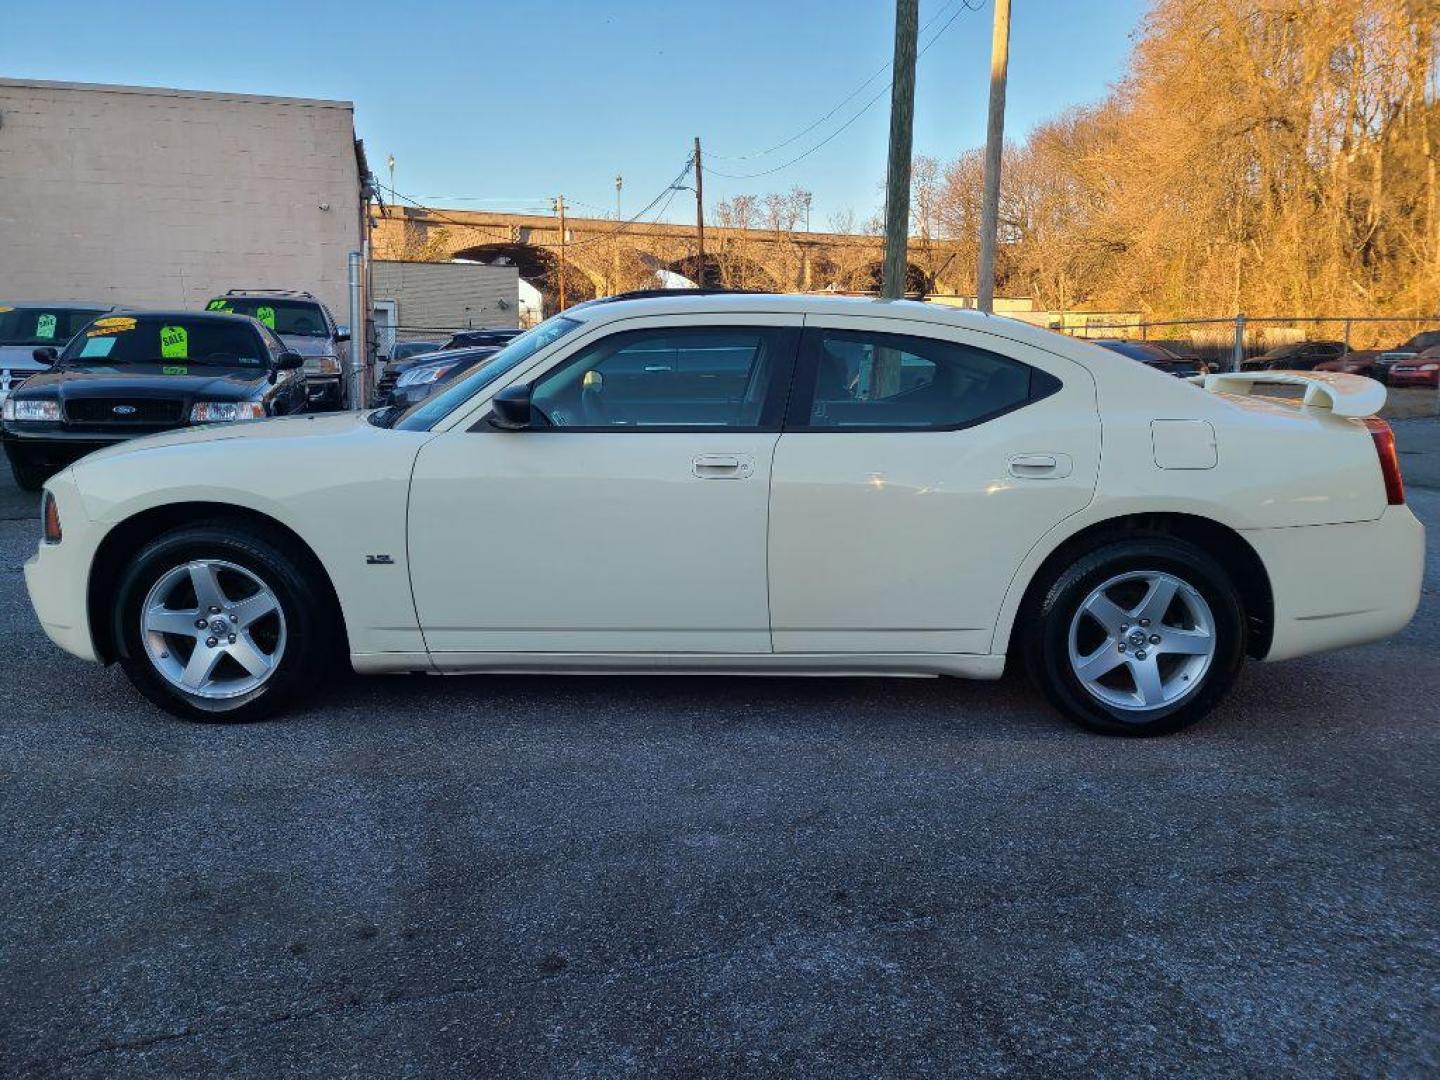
[{"left": 1, "top": 434, "right": 1437, "bottom": 1077}]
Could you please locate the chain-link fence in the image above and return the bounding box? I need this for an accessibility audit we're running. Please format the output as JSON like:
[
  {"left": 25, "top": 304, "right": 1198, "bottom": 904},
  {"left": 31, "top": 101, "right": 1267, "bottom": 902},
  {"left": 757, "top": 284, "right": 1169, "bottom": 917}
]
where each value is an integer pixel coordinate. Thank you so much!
[{"left": 1054, "top": 314, "right": 1440, "bottom": 417}]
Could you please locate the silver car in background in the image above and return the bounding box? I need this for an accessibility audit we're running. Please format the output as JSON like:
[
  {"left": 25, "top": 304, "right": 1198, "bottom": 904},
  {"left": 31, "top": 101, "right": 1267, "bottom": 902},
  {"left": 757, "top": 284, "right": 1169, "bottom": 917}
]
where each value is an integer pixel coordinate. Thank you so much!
[{"left": 0, "top": 301, "right": 113, "bottom": 404}]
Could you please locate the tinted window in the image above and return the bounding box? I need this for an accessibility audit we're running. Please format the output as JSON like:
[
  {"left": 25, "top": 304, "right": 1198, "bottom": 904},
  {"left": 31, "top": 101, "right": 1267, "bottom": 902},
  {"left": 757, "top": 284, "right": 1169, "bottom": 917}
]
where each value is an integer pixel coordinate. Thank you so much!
[
  {"left": 207, "top": 297, "right": 329, "bottom": 336},
  {"left": 59, "top": 316, "right": 266, "bottom": 368},
  {"left": 0, "top": 306, "right": 107, "bottom": 346},
  {"left": 529, "top": 327, "right": 793, "bottom": 429},
  {"left": 796, "top": 328, "right": 1055, "bottom": 430}
]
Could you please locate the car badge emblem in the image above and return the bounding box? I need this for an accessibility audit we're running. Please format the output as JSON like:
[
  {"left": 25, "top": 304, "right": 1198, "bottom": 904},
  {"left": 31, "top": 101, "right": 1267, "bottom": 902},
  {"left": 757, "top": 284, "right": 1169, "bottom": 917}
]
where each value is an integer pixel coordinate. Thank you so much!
[{"left": 112, "top": 404, "right": 137, "bottom": 415}]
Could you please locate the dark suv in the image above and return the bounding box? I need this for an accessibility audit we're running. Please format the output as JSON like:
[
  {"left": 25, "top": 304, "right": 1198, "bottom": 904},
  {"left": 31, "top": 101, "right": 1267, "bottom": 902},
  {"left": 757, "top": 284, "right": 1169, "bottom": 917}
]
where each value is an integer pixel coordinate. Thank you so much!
[{"left": 206, "top": 290, "right": 350, "bottom": 409}]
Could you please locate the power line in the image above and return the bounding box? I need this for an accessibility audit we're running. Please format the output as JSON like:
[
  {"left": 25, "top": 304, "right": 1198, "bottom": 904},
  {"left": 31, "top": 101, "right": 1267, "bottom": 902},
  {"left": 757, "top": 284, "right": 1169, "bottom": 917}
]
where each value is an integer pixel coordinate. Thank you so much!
[{"left": 708, "top": 0, "right": 983, "bottom": 168}]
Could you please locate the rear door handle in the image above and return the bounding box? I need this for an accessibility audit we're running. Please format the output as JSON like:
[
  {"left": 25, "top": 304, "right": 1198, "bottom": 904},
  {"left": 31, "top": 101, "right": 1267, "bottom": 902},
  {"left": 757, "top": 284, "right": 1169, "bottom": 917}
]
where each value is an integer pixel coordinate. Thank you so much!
[
  {"left": 692, "top": 453, "right": 754, "bottom": 479},
  {"left": 1008, "top": 453, "right": 1072, "bottom": 479}
]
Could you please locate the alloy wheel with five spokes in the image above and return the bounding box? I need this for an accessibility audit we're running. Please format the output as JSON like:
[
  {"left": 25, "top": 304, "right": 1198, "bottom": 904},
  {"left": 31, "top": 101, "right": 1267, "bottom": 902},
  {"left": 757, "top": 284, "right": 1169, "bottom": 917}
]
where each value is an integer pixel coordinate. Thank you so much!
[{"left": 140, "top": 559, "right": 287, "bottom": 702}]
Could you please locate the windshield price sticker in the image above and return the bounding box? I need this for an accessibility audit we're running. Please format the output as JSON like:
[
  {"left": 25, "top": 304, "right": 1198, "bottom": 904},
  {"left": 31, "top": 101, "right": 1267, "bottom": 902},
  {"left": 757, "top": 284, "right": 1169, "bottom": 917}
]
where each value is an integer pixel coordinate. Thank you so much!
[
  {"left": 79, "top": 336, "right": 117, "bottom": 359},
  {"left": 256, "top": 306, "right": 276, "bottom": 329},
  {"left": 160, "top": 325, "right": 189, "bottom": 359},
  {"left": 86, "top": 316, "right": 137, "bottom": 337},
  {"left": 206, "top": 300, "right": 233, "bottom": 312},
  {"left": 36, "top": 313, "right": 57, "bottom": 339},
  {"left": 162, "top": 365, "right": 189, "bottom": 375}
]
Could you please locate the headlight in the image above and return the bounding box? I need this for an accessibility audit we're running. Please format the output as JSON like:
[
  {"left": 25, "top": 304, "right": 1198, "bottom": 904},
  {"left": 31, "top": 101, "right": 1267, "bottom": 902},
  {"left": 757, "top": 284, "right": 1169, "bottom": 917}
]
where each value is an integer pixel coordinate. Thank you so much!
[
  {"left": 397, "top": 362, "right": 459, "bottom": 388},
  {"left": 1420, "top": 363, "right": 1439, "bottom": 372},
  {"left": 3, "top": 399, "right": 61, "bottom": 422},
  {"left": 190, "top": 401, "right": 266, "bottom": 423},
  {"left": 309, "top": 356, "right": 341, "bottom": 375}
]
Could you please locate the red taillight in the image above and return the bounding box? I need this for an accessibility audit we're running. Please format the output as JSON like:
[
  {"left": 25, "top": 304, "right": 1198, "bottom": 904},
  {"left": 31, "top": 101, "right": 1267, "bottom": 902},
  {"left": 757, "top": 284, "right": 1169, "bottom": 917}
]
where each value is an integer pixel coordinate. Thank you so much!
[
  {"left": 41, "top": 491, "right": 62, "bottom": 543},
  {"left": 1364, "top": 417, "right": 1405, "bottom": 506}
]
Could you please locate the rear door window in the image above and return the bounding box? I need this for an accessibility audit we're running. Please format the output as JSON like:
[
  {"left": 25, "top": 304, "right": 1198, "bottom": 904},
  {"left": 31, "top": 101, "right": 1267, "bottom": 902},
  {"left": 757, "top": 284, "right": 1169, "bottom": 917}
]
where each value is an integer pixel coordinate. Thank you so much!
[{"left": 788, "top": 327, "right": 1059, "bottom": 430}]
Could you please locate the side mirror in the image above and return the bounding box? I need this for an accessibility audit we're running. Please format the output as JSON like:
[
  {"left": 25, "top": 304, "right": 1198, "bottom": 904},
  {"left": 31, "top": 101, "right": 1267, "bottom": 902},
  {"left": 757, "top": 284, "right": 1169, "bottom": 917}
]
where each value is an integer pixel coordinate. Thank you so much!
[
  {"left": 274, "top": 351, "right": 305, "bottom": 371},
  {"left": 32, "top": 346, "right": 58, "bottom": 365},
  {"left": 489, "top": 383, "right": 533, "bottom": 430},
  {"left": 335, "top": 325, "right": 351, "bottom": 342}
]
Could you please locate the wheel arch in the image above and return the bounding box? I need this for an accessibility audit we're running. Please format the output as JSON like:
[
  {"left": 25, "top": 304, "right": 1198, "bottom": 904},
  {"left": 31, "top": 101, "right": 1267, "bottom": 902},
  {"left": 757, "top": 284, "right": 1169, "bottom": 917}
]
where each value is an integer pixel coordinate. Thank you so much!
[
  {"left": 87, "top": 501, "right": 348, "bottom": 664},
  {"left": 998, "top": 512, "right": 1274, "bottom": 662}
]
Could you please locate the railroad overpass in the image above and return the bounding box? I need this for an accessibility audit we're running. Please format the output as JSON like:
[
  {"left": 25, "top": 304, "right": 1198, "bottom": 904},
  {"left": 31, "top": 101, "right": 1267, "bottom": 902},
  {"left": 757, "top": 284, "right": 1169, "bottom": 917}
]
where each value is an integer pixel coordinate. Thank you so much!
[{"left": 371, "top": 205, "right": 971, "bottom": 307}]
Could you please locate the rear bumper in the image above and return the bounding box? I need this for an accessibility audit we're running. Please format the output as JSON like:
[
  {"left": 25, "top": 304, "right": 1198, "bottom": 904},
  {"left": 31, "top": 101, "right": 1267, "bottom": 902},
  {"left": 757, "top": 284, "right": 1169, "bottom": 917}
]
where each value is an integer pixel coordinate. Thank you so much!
[
  {"left": 1387, "top": 371, "right": 1439, "bottom": 388},
  {"left": 1248, "top": 505, "right": 1425, "bottom": 662}
]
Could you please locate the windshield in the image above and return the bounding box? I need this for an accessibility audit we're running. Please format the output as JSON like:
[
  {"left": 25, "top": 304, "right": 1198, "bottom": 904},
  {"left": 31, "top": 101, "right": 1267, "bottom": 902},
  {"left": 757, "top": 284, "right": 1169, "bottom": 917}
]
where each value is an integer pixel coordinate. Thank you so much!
[
  {"left": 384, "top": 315, "right": 583, "bottom": 431},
  {"left": 1401, "top": 331, "right": 1440, "bottom": 351},
  {"left": 59, "top": 315, "right": 267, "bottom": 368},
  {"left": 0, "top": 306, "right": 107, "bottom": 346},
  {"left": 207, "top": 297, "right": 329, "bottom": 336}
]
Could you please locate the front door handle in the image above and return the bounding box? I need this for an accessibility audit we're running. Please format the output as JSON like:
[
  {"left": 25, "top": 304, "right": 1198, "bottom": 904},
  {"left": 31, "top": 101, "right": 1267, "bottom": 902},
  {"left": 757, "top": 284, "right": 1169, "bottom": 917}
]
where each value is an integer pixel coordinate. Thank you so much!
[
  {"left": 1008, "top": 453, "right": 1072, "bottom": 479},
  {"left": 693, "top": 453, "right": 754, "bottom": 479}
]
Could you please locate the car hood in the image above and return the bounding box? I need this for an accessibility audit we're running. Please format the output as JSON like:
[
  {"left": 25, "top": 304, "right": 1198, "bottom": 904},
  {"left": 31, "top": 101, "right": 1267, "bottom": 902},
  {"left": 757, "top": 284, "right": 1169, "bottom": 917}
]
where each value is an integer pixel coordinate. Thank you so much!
[
  {"left": 76, "top": 409, "right": 372, "bottom": 463},
  {"left": 17, "top": 363, "right": 269, "bottom": 399},
  {"left": 279, "top": 334, "right": 338, "bottom": 358},
  {"left": 0, "top": 343, "right": 51, "bottom": 375}
]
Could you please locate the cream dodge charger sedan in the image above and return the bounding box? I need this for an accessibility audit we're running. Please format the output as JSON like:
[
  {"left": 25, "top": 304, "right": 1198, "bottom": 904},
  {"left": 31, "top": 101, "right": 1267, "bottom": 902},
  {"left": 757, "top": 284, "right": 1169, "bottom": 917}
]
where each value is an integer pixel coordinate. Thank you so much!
[{"left": 23, "top": 293, "right": 1424, "bottom": 735}]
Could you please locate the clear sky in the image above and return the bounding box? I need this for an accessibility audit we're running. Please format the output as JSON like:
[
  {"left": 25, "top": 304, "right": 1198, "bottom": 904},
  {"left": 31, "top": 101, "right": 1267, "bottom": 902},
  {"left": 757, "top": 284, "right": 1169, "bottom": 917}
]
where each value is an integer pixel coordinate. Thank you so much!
[{"left": 0, "top": 0, "right": 1148, "bottom": 227}]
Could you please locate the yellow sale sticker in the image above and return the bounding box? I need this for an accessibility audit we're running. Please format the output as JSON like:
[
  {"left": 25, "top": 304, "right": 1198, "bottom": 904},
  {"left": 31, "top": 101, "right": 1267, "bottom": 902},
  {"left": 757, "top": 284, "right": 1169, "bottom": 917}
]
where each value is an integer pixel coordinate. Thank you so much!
[
  {"left": 86, "top": 316, "right": 137, "bottom": 337},
  {"left": 0, "top": 305, "right": 13, "bottom": 313},
  {"left": 160, "top": 325, "right": 189, "bottom": 359},
  {"left": 256, "top": 305, "right": 276, "bottom": 329}
]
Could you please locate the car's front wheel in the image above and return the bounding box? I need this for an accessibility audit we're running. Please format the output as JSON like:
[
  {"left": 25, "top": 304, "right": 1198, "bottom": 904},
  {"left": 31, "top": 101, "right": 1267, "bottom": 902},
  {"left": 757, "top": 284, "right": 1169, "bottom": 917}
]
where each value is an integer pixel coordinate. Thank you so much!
[
  {"left": 113, "top": 521, "right": 332, "bottom": 721},
  {"left": 1025, "top": 536, "right": 1245, "bottom": 736}
]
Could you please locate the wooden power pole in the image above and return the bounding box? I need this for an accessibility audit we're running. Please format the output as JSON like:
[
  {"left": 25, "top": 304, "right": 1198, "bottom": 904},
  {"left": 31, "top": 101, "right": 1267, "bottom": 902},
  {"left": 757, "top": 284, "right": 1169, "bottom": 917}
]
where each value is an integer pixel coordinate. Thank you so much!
[
  {"left": 693, "top": 136, "right": 706, "bottom": 287},
  {"left": 977, "top": 0, "right": 1012, "bottom": 314},
  {"left": 554, "top": 194, "right": 568, "bottom": 311},
  {"left": 881, "top": 0, "right": 919, "bottom": 299}
]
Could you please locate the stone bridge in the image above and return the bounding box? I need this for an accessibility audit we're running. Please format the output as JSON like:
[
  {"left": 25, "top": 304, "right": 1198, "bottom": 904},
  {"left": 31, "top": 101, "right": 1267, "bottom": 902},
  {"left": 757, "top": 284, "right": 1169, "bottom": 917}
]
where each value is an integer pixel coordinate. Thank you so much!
[{"left": 371, "top": 206, "right": 970, "bottom": 309}]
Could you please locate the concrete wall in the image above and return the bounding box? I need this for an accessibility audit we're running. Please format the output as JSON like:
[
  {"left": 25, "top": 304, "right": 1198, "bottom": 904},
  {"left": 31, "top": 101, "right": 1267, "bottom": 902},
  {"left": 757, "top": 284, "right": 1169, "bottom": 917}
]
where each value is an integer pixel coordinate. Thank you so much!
[
  {"left": 372, "top": 260, "right": 520, "bottom": 331},
  {"left": 0, "top": 79, "right": 361, "bottom": 316}
]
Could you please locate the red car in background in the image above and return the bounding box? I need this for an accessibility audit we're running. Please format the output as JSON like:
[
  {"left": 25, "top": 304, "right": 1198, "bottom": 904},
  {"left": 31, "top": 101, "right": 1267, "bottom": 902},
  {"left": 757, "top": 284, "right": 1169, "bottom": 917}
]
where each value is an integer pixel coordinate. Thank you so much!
[{"left": 1387, "top": 345, "right": 1440, "bottom": 388}]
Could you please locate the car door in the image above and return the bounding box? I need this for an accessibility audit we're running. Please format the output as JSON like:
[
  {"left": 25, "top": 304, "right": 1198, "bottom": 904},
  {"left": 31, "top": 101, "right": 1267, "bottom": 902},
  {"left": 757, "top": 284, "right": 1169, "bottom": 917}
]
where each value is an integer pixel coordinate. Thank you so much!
[
  {"left": 768, "top": 317, "right": 1100, "bottom": 655},
  {"left": 407, "top": 314, "right": 802, "bottom": 658}
]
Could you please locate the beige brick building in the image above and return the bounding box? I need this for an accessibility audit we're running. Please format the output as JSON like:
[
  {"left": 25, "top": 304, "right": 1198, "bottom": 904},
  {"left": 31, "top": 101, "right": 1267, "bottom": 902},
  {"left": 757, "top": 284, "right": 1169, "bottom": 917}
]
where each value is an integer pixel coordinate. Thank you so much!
[{"left": 0, "top": 78, "right": 366, "bottom": 317}]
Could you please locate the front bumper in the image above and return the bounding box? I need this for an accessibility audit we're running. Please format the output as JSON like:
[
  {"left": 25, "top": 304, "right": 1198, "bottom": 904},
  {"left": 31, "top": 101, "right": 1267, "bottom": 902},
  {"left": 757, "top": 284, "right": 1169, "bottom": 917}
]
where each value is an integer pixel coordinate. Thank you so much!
[
  {"left": 1249, "top": 505, "right": 1425, "bottom": 662},
  {"left": 306, "top": 375, "right": 343, "bottom": 408},
  {"left": 3, "top": 426, "right": 134, "bottom": 474},
  {"left": 23, "top": 474, "right": 103, "bottom": 662}
]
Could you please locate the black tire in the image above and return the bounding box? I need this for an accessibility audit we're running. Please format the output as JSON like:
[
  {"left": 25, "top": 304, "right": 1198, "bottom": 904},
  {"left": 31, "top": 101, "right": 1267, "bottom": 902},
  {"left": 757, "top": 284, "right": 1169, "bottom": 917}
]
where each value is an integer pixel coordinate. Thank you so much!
[
  {"left": 112, "top": 520, "right": 334, "bottom": 722},
  {"left": 1023, "top": 536, "right": 1245, "bottom": 737},
  {"left": 9, "top": 457, "right": 50, "bottom": 492}
]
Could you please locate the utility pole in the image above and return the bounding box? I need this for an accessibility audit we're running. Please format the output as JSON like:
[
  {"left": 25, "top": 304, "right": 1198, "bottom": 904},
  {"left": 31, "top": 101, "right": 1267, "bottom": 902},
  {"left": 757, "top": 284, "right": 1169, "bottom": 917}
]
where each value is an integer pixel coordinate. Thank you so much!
[
  {"left": 977, "top": 0, "right": 1012, "bottom": 314},
  {"left": 553, "top": 194, "right": 568, "bottom": 311},
  {"left": 693, "top": 136, "right": 706, "bottom": 287},
  {"left": 612, "top": 174, "right": 623, "bottom": 295},
  {"left": 881, "top": 0, "right": 919, "bottom": 299},
  {"left": 386, "top": 154, "right": 395, "bottom": 201}
]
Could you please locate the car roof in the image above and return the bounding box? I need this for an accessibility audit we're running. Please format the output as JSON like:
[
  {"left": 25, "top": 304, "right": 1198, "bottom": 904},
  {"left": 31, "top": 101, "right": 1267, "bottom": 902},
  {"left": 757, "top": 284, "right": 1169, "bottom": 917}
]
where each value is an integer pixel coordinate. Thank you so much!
[
  {"left": 109, "top": 308, "right": 265, "bottom": 325},
  {"left": 1, "top": 300, "right": 114, "bottom": 309}
]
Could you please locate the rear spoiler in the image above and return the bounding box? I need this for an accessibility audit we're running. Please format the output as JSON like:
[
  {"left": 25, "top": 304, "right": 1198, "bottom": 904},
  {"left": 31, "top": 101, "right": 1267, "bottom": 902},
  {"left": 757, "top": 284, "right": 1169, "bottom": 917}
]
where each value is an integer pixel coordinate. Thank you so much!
[{"left": 1196, "top": 370, "right": 1386, "bottom": 418}]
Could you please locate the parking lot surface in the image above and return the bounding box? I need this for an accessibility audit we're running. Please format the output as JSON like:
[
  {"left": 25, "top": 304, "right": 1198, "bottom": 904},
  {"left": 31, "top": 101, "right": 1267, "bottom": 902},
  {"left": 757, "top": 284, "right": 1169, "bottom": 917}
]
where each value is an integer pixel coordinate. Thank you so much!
[{"left": 1, "top": 443, "right": 1437, "bottom": 1077}]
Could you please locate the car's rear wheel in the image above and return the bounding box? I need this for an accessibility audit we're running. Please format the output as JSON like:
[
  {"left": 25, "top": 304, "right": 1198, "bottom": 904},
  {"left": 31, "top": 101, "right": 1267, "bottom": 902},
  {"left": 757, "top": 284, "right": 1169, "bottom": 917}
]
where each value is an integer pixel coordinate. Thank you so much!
[
  {"left": 1025, "top": 536, "right": 1245, "bottom": 736},
  {"left": 114, "top": 521, "right": 331, "bottom": 722}
]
